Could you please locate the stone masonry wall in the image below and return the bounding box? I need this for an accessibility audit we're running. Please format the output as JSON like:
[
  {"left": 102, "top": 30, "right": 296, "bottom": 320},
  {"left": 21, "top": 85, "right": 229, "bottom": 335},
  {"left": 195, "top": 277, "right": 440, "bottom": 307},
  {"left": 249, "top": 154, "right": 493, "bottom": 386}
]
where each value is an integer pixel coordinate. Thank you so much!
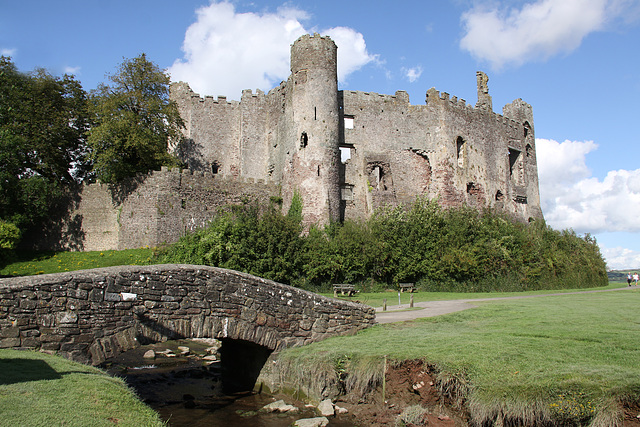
[
  {"left": 42, "top": 168, "right": 279, "bottom": 251},
  {"left": 0, "top": 265, "right": 376, "bottom": 365}
]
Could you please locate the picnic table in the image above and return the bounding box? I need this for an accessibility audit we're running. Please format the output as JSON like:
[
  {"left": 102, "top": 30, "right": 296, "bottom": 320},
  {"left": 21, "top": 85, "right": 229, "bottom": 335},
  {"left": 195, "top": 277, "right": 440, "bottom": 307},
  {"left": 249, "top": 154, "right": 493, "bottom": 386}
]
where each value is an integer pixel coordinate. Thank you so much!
[{"left": 333, "top": 284, "right": 358, "bottom": 297}]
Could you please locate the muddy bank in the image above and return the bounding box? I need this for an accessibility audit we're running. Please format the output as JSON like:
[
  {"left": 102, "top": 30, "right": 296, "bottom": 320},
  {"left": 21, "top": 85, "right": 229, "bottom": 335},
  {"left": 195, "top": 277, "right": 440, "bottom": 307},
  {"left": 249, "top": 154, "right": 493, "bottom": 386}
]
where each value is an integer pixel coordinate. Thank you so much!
[
  {"left": 259, "top": 355, "right": 640, "bottom": 426},
  {"left": 259, "top": 356, "right": 468, "bottom": 426}
]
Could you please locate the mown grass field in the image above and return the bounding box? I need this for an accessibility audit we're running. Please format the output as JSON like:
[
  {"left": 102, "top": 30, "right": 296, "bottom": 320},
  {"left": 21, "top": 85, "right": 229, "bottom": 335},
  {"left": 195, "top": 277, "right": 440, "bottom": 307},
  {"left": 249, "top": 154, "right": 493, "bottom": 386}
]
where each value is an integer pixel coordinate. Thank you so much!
[
  {"left": 321, "top": 282, "right": 626, "bottom": 309},
  {"left": 282, "top": 288, "right": 640, "bottom": 425},
  {"left": 0, "top": 349, "right": 164, "bottom": 426}
]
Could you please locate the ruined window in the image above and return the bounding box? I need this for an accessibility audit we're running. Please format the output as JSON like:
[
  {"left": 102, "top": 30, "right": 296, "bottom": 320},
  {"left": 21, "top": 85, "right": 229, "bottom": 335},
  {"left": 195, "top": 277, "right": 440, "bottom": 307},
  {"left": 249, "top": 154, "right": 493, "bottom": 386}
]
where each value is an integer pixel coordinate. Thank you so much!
[
  {"left": 495, "top": 190, "right": 504, "bottom": 201},
  {"left": 211, "top": 161, "right": 220, "bottom": 174},
  {"left": 456, "top": 136, "right": 465, "bottom": 168},
  {"left": 344, "top": 116, "right": 354, "bottom": 129},
  {"left": 508, "top": 148, "right": 524, "bottom": 185},
  {"left": 526, "top": 143, "right": 532, "bottom": 158},
  {"left": 523, "top": 121, "right": 532, "bottom": 139},
  {"left": 341, "top": 185, "right": 354, "bottom": 201},
  {"left": 300, "top": 132, "right": 308, "bottom": 148},
  {"left": 340, "top": 146, "right": 353, "bottom": 164}
]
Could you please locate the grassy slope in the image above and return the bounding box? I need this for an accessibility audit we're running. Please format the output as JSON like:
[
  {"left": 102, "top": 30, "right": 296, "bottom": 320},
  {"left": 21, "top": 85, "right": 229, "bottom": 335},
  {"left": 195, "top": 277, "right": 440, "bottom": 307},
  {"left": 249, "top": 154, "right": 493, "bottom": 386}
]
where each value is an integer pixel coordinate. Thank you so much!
[
  {"left": 0, "top": 248, "right": 157, "bottom": 277},
  {"left": 283, "top": 289, "right": 640, "bottom": 424},
  {"left": 0, "top": 349, "right": 164, "bottom": 426}
]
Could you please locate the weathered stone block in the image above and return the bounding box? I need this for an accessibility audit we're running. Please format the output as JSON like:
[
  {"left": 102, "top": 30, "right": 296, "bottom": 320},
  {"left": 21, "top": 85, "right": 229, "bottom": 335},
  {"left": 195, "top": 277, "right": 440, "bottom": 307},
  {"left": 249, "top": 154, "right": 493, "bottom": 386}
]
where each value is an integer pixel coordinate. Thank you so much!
[
  {"left": 19, "top": 299, "right": 37, "bottom": 310},
  {"left": 0, "top": 327, "right": 20, "bottom": 338},
  {"left": 0, "top": 337, "right": 21, "bottom": 348},
  {"left": 56, "top": 311, "right": 78, "bottom": 325}
]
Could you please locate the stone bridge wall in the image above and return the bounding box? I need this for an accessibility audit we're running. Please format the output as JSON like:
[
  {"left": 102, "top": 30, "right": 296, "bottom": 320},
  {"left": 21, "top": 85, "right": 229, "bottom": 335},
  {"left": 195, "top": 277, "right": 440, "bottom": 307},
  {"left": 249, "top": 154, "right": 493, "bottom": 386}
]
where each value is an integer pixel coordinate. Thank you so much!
[{"left": 0, "top": 265, "right": 375, "bottom": 365}]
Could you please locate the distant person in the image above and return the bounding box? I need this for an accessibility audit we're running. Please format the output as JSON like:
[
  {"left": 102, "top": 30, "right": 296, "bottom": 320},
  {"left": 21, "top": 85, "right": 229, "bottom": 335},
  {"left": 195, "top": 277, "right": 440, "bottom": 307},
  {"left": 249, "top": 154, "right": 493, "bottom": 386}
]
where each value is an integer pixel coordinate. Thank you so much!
[
  {"left": 634, "top": 273, "right": 640, "bottom": 286},
  {"left": 628, "top": 273, "right": 633, "bottom": 286}
]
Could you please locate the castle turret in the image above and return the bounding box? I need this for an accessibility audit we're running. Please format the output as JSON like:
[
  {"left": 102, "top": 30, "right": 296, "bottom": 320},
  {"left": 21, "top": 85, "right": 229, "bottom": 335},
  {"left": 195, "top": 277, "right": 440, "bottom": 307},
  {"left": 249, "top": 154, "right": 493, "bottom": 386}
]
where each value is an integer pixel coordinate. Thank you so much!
[{"left": 282, "top": 34, "right": 341, "bottom": 226}]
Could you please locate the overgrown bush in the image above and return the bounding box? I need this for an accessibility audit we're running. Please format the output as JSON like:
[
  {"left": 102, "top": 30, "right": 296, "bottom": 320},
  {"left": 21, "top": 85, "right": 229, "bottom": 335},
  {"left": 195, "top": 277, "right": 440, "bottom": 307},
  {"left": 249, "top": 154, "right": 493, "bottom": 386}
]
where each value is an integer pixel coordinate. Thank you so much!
[
  {"left": 0, "top": 220, "right": 21, "bottom": 264},
  {"left": 160, "top": 198, "right": 608, "bottom": 292}
]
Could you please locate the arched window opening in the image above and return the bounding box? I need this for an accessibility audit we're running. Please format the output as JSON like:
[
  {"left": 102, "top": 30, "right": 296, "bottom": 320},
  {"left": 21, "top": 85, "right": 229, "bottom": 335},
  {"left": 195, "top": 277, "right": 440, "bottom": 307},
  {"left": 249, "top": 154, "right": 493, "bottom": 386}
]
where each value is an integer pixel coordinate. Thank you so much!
[
  {"left": 211, "top": 161, "right": 220, "bottom": 174},
  {"left": 508, "top": 148, "right": 524, "bottom": 185},
  {"left": 300, "top": 132, "right": 308, "bottom": 149},
  {"left": 456, "top": 136, "right": 465, "bottom": 168},
  {"left": 523, "top": 121, "right": 532, "bottom": 139},
  {"left": 526, "top": 143, "right": 532, "bottom": 158}
]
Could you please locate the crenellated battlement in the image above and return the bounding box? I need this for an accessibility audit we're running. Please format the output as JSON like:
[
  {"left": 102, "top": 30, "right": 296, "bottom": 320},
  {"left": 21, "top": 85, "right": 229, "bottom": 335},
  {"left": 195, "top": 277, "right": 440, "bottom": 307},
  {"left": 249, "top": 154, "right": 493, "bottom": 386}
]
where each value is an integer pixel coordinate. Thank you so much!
[{"left": 425, "top": 86, "right": 526, "bottom": 133}]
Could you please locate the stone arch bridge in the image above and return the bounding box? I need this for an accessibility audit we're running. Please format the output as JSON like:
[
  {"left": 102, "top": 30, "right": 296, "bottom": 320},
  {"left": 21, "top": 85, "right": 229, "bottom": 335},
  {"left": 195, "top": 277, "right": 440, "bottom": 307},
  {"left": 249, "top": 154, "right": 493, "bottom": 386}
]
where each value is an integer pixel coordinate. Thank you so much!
[{"left": 0, "top": 265, "right": 375, "bottom": 367}]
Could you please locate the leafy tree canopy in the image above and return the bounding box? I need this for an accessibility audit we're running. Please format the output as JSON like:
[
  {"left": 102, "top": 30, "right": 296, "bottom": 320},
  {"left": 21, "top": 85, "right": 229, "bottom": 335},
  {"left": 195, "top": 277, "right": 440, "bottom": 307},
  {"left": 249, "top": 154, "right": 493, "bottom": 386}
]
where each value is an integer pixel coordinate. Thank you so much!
[
  {"left": 87, "top": 54, "right": 184, "bottom": 183},
  {"left": 0, "top": 56, "right": 90, "bottom": 230}
]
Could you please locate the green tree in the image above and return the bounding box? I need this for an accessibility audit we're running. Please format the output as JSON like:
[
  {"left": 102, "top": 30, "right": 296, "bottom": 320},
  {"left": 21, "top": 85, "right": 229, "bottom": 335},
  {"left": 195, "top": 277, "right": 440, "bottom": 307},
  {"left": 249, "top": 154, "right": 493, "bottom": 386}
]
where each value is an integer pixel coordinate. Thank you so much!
[
  {"left": 0, "top": 56, "right": 90, "bottom": 231},
  {"left": 87, "top": 54, "right": 184, "bottom": 183}
]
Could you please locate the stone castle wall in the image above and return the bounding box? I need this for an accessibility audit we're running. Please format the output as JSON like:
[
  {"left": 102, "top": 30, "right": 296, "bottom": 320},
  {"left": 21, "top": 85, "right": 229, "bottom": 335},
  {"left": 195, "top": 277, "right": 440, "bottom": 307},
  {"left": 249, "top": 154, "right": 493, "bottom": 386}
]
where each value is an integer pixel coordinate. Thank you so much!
[
  {"left": 40, "top": 168, "right": 279, "bottom": 251},
  {"left": 32, "top": 34, "right": 542, "bottom": 252},
  {"left": 0, "top": 265, "right": 376, "bottom": 365},
  {"left": 170, "top": 34, "right": 543, "bottom": 230}
]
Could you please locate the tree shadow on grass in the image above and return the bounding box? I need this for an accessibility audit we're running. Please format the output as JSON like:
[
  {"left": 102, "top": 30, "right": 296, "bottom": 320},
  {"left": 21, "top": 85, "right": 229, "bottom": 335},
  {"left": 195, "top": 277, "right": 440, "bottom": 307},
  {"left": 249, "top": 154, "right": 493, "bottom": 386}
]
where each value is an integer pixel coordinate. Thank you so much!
[{"left": 0, "top": 358, "right": 62, "bottom": 385}]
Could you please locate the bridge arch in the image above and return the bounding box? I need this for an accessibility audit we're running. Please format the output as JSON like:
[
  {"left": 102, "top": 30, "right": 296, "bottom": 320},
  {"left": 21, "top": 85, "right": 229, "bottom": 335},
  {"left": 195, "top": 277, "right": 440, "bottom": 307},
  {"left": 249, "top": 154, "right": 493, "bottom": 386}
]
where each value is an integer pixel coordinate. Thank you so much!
[{"left": 0, "top": 265, "right": 375, "bottom": 366}]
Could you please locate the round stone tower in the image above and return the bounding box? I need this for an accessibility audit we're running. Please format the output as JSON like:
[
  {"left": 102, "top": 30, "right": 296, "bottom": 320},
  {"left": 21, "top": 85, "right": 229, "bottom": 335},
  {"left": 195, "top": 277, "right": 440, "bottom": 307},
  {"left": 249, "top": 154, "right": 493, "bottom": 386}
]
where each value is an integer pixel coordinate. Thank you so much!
[{"left": 284, "top": 34, "right": 341, "bottom": 226}]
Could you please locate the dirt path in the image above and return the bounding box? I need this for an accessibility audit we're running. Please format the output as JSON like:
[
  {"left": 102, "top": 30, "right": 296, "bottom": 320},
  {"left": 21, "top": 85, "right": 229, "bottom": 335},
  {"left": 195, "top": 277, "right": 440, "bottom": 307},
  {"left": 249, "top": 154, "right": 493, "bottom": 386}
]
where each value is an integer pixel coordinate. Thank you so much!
[{"left": 375, "top": 285, "right": 638, "bottom": 323}]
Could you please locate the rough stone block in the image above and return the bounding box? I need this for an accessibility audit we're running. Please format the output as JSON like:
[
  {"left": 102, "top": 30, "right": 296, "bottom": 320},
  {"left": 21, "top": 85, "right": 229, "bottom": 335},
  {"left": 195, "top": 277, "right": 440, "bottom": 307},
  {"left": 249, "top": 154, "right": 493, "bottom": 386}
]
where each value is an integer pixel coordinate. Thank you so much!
[
  {"left": 0, "top": 337, "right": 21, "bottom": 348},
  {"left": 0, "top": 327, "right": 20, "bottom": 338}
]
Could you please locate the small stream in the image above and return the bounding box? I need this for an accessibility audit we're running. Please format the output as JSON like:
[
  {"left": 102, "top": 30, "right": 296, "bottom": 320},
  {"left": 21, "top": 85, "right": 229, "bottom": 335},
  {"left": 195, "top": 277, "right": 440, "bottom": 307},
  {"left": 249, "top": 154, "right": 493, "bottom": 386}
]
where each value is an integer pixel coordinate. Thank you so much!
[{"left": 101, "top": 339, "right": 355, "bottom": 426}]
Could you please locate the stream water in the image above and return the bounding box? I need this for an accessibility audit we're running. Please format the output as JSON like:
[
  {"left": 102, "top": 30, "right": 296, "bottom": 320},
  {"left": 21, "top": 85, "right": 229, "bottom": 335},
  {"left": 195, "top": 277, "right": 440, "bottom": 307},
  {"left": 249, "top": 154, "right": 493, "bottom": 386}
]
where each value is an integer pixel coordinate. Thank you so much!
[{"left": 101, "top": 339, "right": 355, "bottom": 426}]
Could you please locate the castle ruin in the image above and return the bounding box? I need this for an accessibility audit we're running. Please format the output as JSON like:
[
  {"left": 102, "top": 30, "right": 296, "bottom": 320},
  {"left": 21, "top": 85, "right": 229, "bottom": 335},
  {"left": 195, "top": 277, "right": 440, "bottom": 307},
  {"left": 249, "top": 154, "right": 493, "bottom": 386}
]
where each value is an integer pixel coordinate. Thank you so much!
[
  {"left": 171, "top": 34, "right": 543, "bottom": 226},
  {"left": 40, "top": 34, "right": 542, "bottom": 252}
]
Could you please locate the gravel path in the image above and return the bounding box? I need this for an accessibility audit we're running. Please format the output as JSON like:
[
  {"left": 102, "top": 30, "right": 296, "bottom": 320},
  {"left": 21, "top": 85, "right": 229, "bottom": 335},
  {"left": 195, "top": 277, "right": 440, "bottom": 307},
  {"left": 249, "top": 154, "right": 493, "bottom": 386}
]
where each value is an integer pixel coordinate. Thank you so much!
[{"left": 375, "top": 285, "right": 638, "bottom": 324}]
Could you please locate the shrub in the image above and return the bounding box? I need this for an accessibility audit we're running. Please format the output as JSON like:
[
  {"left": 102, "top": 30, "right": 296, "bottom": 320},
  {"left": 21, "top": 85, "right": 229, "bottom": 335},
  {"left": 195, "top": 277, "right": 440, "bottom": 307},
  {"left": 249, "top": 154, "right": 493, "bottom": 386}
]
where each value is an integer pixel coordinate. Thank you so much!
[
  {"left": 0, "top": 220, "right": 21, "bottom": 264},
  {"left": 161, "top": 199, "right": 608, "bottom": 292}
]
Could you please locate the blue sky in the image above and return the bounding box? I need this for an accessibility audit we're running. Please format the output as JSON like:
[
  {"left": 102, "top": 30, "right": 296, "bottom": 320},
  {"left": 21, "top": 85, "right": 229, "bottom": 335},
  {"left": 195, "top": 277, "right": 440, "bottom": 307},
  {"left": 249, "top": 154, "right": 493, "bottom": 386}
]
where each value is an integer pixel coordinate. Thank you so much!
[{"left": 2, "top": 0, "right": 640, "bottom": 269}]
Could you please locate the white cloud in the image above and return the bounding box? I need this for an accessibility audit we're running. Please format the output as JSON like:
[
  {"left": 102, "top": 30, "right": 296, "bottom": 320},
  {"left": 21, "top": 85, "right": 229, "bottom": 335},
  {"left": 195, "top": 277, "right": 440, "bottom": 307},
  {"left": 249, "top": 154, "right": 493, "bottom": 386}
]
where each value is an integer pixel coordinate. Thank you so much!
[
  {"left": 600, "top": 245, "right": 640, "bottom": 270},
  {"left": 537, "top": 138, "right": 640, "bottom": 234},
  {"left": 402, "top": 66, "right": 423, "bottom": 83},
  {"left": 324, "top": 26, "right": 377, "bottom": 82},
  {"left": 64, "top": 66, "right": 81, "bottom": 75},
  {"left": 459, "top": 0, "right": 628, "bottom": 69},
  {"left": 1, "top": 48, "right": 16, "bottom": 57},
  {"left": 168, "top": 2, "right": 376, "bottom": 99}
]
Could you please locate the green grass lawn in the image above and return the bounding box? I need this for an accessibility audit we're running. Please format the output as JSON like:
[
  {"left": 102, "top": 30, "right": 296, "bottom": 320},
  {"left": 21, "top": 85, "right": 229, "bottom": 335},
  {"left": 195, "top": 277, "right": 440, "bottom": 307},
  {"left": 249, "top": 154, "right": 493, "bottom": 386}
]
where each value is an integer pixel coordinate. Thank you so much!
[
  {"left": 321, "top": 282, "right": 627, "bottom": 309},
  {"left": 0, "top": 349, "right": 164, "bottom": 426},
  {"left": 283, "top": 288, "right": 640, "bottom": 425},
  {"left": 0, "top": 248, "right": 157, "bottom": 277}
]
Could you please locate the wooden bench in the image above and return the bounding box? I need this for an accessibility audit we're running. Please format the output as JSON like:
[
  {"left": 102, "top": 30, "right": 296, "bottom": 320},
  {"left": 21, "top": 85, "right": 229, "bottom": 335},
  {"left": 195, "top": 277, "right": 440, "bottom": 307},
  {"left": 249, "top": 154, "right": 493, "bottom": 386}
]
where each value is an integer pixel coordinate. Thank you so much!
[
  {"left": 399, "top": 283, "right": 415, "bottom": 293},
  {"left": 333, "top": 284, "right": 358, "bottom": 297}
]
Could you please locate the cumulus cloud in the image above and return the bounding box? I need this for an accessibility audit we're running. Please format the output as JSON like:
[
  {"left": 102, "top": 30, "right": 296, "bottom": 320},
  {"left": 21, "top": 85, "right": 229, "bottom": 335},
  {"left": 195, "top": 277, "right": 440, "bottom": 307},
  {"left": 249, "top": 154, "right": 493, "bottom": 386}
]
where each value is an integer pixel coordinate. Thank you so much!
[
  {"left": 537, "top": 138, "right": 640, "bottom": 234},
  {"left": 600, "top": 245, "right": 640, "bottom": 270},
  {"left": 402, "top": 66, "right": 423, "bottom": 83},
  {"left": 168, "top": 2, "right": 376, "bottom": 99},
  {"left": 460, "top": 0, "right": 629, "bottom": 69}
]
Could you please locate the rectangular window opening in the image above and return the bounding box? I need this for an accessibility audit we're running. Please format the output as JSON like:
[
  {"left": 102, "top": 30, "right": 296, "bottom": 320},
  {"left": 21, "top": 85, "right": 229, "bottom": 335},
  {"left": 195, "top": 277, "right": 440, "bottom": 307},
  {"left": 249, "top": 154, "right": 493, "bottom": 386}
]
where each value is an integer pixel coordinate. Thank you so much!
[
  {"left": 340, "top": 146, "right": 353, "bottom": 164},
  {"left": 344, "top": 115, "right": 354, "bottom": 130}
]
